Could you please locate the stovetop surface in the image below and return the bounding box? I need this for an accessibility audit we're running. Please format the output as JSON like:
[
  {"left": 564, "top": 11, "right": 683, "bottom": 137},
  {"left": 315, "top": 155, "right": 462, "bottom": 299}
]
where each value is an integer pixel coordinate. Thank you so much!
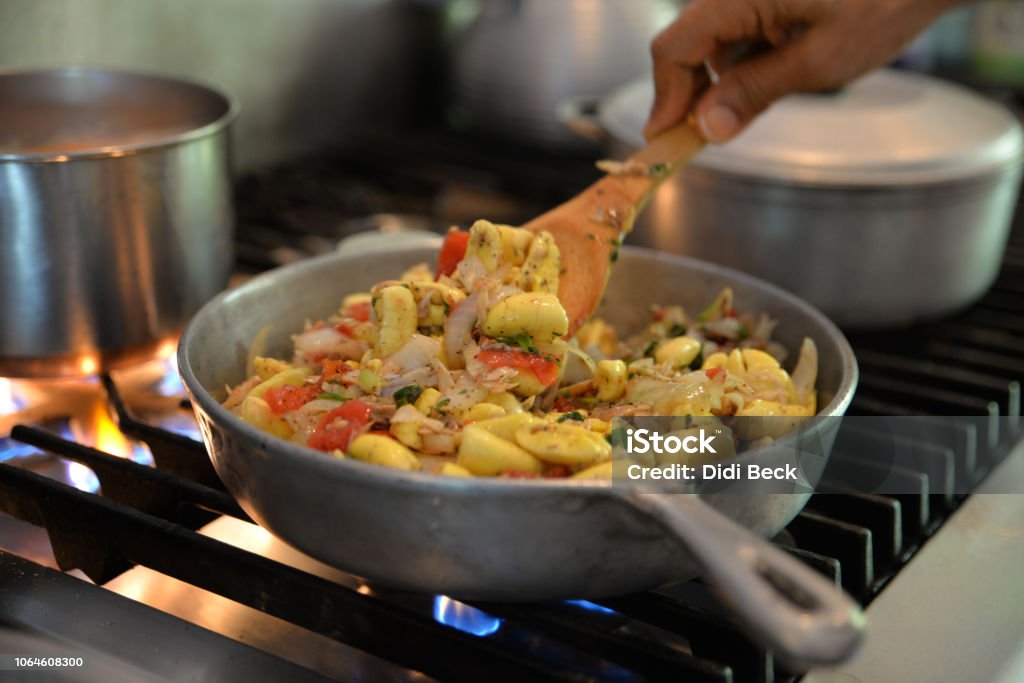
[{"left": 2, "top": 128, "right": 1024, "bottom": 682}]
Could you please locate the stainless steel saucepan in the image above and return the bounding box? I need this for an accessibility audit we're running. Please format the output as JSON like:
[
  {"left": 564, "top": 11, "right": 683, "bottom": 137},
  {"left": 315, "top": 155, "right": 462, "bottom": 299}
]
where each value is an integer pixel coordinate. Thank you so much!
[
  {"left": 179, "top": 245, "right": 863, "bottom": 667},
  {"left": 0, "top": 67, "right": 237, "bottom": 378},
  {"left": 562, "top": 69, "right": 1024, "bottom": 327}
]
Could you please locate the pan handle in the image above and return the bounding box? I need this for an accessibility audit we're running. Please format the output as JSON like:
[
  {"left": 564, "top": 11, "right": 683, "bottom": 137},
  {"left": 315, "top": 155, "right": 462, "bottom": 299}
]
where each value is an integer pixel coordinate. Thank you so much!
[{"left": 618, "top": 491, "right": 865, "bottom": 669}]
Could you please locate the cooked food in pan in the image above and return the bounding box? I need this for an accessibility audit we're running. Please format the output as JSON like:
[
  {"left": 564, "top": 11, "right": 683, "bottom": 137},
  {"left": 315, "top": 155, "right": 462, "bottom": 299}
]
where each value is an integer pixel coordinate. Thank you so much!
[{"left": 223, "top": 221, "right": 818, "bottom": 478}]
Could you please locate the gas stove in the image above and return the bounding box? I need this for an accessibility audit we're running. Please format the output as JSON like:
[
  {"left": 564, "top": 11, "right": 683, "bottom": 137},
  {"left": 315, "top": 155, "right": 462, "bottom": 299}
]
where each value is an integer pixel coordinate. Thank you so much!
[{"left": 1, "top": 131, "right": 1023, "bottom": 682}]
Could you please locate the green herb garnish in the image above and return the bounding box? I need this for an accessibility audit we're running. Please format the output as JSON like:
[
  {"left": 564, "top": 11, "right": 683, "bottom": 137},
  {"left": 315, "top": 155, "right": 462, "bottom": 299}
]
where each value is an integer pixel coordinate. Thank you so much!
[
  {"left": 668, "top": 323, "right": 687, "bottom": 338},
  {"left": 317, "top": 392, "right": 348, "bottom": 402},
  {"left": 393, "top": 384, "right": 424, "bottom": 408},
  {"left": 643, "top": 340, "right": 658, "bottom": 358},
  {"left": 737, "top": 324, "right": 750, "bottom": 340},
  {"left": 606, "top": 426, "right": 628, "bottom": 447},
  {"left": 647, "top": 162, "right": 668, "bottom": 177},
  {"left": 557, "top": 410, "right": 585, "bottom": 423},
  {"left": 496, "top": 332, "right": 538, "bottom": 354},
  {"left": 435, "top": 398, "right": 450, "bottom": 412}
]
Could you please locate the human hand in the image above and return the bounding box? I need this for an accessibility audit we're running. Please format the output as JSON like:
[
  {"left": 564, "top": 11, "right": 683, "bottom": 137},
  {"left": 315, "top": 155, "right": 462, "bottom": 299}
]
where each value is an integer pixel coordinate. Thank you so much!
[{"left": 645, "top": 0, "right": 964, "bottom": 143}]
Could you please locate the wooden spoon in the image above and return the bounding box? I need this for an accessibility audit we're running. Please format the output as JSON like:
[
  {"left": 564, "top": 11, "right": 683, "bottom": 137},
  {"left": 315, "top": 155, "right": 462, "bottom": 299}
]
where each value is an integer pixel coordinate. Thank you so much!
[{"left": 524, "top": 119, "right": 706, "bottom": 335}]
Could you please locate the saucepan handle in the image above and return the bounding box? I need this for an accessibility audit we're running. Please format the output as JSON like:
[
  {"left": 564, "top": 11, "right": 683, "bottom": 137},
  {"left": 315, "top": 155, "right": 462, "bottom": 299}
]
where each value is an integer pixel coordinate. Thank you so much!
[{"left": 616, "top": 491, "right": 865, "bottom": 669}]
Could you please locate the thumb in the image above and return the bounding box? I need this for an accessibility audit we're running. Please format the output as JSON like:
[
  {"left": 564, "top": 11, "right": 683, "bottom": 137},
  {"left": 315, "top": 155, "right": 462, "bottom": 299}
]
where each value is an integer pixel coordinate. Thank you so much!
[{"left": 695, "top": 43, "right": 819, "bottom": 143}]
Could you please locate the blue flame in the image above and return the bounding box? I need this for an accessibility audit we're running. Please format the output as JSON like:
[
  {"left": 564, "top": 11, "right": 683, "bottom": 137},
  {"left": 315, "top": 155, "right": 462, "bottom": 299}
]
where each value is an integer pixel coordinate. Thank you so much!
[
  {"left": 0, "top": 438, "right": 37, "bottom": 462},
  {"left": 153, "top": 356, "right": 186, "bottom": 398},
  {"left": 433, "top": 596, "right": 502, "bottom": 637},
  {"left": 565, "top": 600, "right": 618, "bottom": 615}
]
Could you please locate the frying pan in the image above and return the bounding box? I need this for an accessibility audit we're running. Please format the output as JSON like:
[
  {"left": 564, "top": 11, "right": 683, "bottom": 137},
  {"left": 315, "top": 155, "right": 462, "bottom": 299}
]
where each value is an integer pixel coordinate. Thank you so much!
[{"left": 179, "top": 245, "right": 863, "bottom": 667}]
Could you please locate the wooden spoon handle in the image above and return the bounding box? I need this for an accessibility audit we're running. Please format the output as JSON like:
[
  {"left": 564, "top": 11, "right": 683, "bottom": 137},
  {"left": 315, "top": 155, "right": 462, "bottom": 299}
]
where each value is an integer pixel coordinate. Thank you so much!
[{"left": 612, "top": 118, "right": 707, "bottom": 216}]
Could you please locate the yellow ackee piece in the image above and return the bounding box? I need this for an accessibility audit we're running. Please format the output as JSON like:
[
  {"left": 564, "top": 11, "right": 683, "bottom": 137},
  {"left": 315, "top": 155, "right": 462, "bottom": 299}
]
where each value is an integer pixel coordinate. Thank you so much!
[
  {"left": 390, "top": 421, "right": 423, "bottom": 450},
  {"left": 462, "top": 403, "right": 507, "bottom": 423},
  {"left": 594, "top": 359, "right": 628, "bottom": 402},
  {"left": 482, "top": 293, "right": 568, "bottom": 343},
  {"left": 252, "top": 356, "right": 293, "bottom": 382},
  {"left": 247, "top": 367, "right": 313, "bottom": 400},
  {"left": 472, "top": 412, "right": 541, "bottom": 442},
  {"left": 440, "top": 462, "right": 474, "bottom": 477},
  {"left": 516, "top": 230, "right": 560, "bottom": 293},
  {"left": 514, "top": 421, "right": 611, "bottom": 466},
  {"left": 457, "top": 424, "right": 543, "bottom": 475},
  {"left": 374, "top": 285, "right": 417, "bottom": 356},
  {"left": 348, "top": 434, "right": 421, "bottom": 470},
  {"left": 654, "top": 336, "right": 702, "bottom": 369},
  {"left": 240, "top": 395, "right": 293, "bottom": 438},
  {"left": 415, "top": 387, "right": 443, "bottom": 414}
]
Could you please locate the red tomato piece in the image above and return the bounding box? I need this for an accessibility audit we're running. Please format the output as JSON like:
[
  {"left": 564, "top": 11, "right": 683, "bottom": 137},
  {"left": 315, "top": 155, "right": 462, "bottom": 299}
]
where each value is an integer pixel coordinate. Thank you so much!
[
  {"left": 263, "top": 384, "right": 320, "bottom": 416},
  {"left": 321, "top": 359, "right": 349, "bottom": 381},
  {"left": 436, "top": 229, "right": 470, "bottom": 279},
  {"left": 553, "top": 396, "right": 575, "bottom": 412},
  {"left": 543, "top": 464, "right": 573, "bottom": 478},
  {"left": 307, "top": 400, "right": 373, "bottom": 452},
  {"left": 476, "top": 350, "right": 560, "bottom": 387},
  {"left": 706, "top": 367, "right": 726, "bottom": 380},
  {"left": 344, "top": 301, "right": 371, "bottom": 322}
]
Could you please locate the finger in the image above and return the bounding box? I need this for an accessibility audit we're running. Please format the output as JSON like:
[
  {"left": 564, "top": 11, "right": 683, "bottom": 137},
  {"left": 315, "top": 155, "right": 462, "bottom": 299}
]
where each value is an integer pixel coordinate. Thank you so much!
[
  {"left": 644, "top": 4, "right": 719, "bottom": 140},
  {"left": 644, "top": 61, "right": 700, "bottom": 141},
  {"left": 694, "top": 38, "right": 824, "bottom": 143},
  {"left": 644, "top": 0, "right": 829, "bottom": 139}
]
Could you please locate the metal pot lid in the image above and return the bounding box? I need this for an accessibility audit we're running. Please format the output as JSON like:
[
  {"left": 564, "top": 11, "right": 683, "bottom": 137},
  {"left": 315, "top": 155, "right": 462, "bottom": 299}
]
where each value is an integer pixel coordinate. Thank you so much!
[{"left": 601, "top": 69, "right": 1024, "bottom": 186}]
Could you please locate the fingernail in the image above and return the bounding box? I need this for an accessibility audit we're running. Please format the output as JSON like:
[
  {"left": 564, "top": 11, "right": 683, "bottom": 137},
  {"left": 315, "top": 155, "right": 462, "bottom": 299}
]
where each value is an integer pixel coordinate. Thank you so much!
[{"left": 699, "top": 105, "right": 739, "bottom": 143}]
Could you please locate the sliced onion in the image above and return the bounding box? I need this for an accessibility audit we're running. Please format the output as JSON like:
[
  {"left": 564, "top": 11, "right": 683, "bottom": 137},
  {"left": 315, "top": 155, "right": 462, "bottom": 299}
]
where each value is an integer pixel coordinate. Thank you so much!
[
  {"left": 293, "top": 326, "right": 366, "bottom": 360},
  {"left": 382, "top": 366, "right": 437, "bottom": 396},
  {"left": 387, "top": 334, "right": 440, "bottom": 374},
  {"left": 433, "top": 359, "right": 455, "bottom": 393},
  {"left": 562, "top": 343, "right": 597, "bottom": 384},
  {"left": 443, "top": 373, "right": 488, "bottom": 411},
  {"left": 443, "top": 293, "right": 477, "bottom": 370},
  {"left": 703, "top": 317, "right": 744, "bottom": 340},
  {"left": 790, "top": 338, "right": 818, "bottom": 405}
]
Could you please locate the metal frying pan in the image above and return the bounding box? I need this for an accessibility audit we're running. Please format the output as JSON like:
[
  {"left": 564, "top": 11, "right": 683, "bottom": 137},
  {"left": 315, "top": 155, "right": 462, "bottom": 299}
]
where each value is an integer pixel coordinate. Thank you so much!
[{"left": 179, "top": 246, "right": 862, "bottom": 667}]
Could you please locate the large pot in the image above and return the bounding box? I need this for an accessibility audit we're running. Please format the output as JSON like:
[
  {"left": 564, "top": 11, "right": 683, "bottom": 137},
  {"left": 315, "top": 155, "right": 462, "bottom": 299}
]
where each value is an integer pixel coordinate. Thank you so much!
[
  {"left": 447, "top": 0, "right": 676, "bottom": 150},
  {"left": 0, "top": 68, "right": 237, "bottom": 378},
  {"left": 568, "top": 69, "right": 1024, "bottom": 327}
]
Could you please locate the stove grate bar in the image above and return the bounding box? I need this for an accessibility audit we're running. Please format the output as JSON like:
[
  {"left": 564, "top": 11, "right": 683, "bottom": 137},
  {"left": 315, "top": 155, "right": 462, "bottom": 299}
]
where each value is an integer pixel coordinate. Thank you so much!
[
  {"left": 786, "top": 511, "right": 873, "bottom": 600},
  {"left": 0, "top": 463, "right": 627, "bottom": 683},
  {"left": 0, "top": 551, "right": 336, "bottom": 683},
  {"left": 596, "top": 590, "right": 771, "bottom": 683},
  {"left": 805, "top": 494, "right": 901, "bottom": 579},
  {"left": 464, "top": 600, "right": 733, "bottom": 683},
  {"left": 819, "top": 458, "right": 930, "bottom": 542},
  {"left": 9, "top": 425, "right": 250, "bottom": 525},
  {"left": 853, "top": 348, "right": 1020, "bottom": 420},
  {"left": 778, "top": 546, "right": 841, "bottom": 587},
  {"left": 101, "top": 374, "right": 223, "bottom": 490},
  {"left": 832, "top": 426, "right": 955, "bottom": 507}
]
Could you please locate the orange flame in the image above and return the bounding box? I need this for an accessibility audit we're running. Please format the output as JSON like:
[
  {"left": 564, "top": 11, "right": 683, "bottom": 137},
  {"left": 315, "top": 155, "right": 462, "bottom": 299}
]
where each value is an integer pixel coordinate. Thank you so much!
[{"left": 89, "top": 401, "right": 135, "bottom": 458}]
